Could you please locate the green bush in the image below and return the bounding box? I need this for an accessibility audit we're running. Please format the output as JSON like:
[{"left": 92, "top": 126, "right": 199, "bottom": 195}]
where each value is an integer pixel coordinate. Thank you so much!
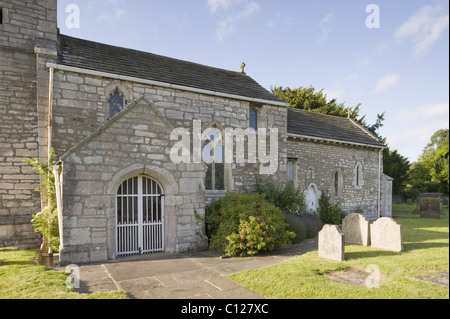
[
  {"left": 205, "top": 192, "right": 296, "bottom": 257},
  {"left": 24, "top": 148, "right": 60, "bottom": 252},
  {"left": 317, "top": 191, "right": 342, "bottom": 224},
  {"left": 285, "top": 214, "right": 324, "bottom": 244},
  {"left": 254, "top": 176, "right": 306, "bottom": 216}
]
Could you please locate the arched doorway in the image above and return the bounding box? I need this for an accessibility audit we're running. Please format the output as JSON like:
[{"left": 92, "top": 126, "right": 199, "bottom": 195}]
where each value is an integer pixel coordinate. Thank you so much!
[
  {"left": 116, "top": 175, "right": 164, "bottom": 256},
  {"left": 305, "top": 183, "right": 320, "bottom": 213}
]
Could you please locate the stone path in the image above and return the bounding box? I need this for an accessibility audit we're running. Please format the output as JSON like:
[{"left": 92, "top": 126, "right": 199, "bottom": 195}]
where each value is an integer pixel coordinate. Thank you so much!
[{"left": 73, "top": 238, "right": 318, "bottom": 299}]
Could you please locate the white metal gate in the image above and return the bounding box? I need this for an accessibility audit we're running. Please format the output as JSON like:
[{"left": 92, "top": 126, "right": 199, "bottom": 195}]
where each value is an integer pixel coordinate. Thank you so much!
[{"left": 116, "top": 175, "right": 164, "bottom": 256}]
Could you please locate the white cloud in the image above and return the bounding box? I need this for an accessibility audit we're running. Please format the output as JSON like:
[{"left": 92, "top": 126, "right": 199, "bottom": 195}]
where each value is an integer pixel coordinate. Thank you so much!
[
  {"left": 395, "top": 102, "right": 450, "bottom": 124},
  {"left": 316, "top": 12, "right": 333, "bottom": 44},
  {"left": 394, "top": 5, "right": 449, "bottom": 56},
  {"left": 88, "top": 0, "right": 128, "bottom": 27},
  {"left": 373, "top": 73, "right": 400, "bottom": 94},
  {"left": 207, "top": 0, "right": 239, "bottom": 14},
  {"left": 389, "top": 102, "right": 449, "bottom": 161},
  {"left": 214, "top": 1, "right": 260, "bottom": 42}
]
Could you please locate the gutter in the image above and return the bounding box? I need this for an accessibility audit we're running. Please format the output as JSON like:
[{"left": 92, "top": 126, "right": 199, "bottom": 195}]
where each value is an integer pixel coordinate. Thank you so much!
[{"left": 46, "top": 62, "right": 289, "bottom": 108}]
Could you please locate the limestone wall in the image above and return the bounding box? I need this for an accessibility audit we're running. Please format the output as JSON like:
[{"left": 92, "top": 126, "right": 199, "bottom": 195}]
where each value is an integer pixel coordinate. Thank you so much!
[
  {"left": 0, "top": 0, "right": 58, "bottom": 248},
  {"left": 51, "top": 70, "right": 288, "bottom": 195},
  {"left": 287, "top": 138, "right": 382, "bottom": 220}
]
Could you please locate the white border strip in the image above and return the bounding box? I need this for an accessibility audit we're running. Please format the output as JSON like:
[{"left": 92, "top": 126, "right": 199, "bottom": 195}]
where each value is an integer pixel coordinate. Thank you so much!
[{"left": 46, "top": 62, "right": 289, "bottom": 108}]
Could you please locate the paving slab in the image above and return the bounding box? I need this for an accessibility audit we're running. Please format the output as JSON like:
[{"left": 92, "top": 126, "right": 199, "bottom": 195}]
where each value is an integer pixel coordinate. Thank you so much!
[{"left": 75, "top": 238, "right": 318, "bottom": 299}]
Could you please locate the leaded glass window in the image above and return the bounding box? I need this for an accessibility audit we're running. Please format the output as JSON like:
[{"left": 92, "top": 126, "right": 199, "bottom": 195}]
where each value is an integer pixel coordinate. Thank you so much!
[
  {"left": 109, "top": 89, "right": 124, "bottom": 118},
  {"left": 249, "top": 109, "right": 258, "bottom": 131}
]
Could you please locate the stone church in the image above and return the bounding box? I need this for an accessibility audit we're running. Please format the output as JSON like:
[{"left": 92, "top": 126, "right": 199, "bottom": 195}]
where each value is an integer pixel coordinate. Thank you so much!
[{"left": 0, "top": 0, "right": 392, "bottom": 264}]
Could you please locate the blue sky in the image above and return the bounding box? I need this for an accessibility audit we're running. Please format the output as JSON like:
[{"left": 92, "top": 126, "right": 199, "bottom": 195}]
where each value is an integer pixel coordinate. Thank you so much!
[{"left": 57, "top": 0, "right": 449, "bottom": 162}]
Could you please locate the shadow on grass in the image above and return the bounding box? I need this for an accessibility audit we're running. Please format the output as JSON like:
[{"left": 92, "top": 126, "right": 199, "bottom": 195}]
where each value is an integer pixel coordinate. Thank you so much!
[
  {"left": 0, "top": 249, "right": 39, "bottom": 267},
  {"left": 345, "top": 249, "right": 399, "bottom": 261}
]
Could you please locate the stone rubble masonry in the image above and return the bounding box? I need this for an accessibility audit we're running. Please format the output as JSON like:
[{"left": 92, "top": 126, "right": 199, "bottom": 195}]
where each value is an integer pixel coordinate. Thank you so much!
[
  {"left": 0, "top": 0, "right": 58, "bottom": 248},
  {"left": 287, "top": 139, "right": 381, "bottom": 220},
  {"left": 370, "top": 217, "right": 403, "bottom": 252},
  {"left": 51, "top": 70, "right": 289, "bottom": 196},
  {"left": 342, "top": 213, "right": 370, "bottom": 246},
  {"left": 318, "top": 224, "right": 345, "bottom": 262}
]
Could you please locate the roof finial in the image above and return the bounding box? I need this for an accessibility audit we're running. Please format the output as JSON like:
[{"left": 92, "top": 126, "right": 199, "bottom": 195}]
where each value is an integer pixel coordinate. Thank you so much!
[{"left": 240, "top": 62, "right": 246, "bottom": 74}]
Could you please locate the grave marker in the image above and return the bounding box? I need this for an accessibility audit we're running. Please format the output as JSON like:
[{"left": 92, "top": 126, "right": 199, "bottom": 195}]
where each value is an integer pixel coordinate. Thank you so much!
[
  {"left": 370, "top": 217, "right": 402, "bottom": 252},
  {"left": 318, "top": 224, "right": 345, "bottom": 262}
]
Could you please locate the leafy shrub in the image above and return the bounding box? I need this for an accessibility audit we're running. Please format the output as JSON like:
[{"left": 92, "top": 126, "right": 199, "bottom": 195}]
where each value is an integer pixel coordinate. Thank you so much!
[
  {"left": 254, "top": 176, "right": 306, "bottom": 216},
  {"left": 285, "top": 214, "right": 324, "bottom": 244},
  {"left": 205, "top": 192, "right": 296, "bottom": 257},
  {"left": 317, "top": 191, "right": 342, "bottom": 224},
  {"left": 24, "top": 149, "right": 60, "bottom": 252}
]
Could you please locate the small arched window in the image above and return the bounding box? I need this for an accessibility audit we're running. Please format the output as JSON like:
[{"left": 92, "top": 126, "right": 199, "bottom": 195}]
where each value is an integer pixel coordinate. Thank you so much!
[
  {"left": 334, "top": 169, "right": 343, "bottom": 197},
  {"left": 354, "top": 162, "right": 364, "bottom": 189},
  {"left": 109, "top": 89, "right": 125, "bottom": 119},
  {"left": 249, "top": 109, "right": 258, "bottom": 131}
]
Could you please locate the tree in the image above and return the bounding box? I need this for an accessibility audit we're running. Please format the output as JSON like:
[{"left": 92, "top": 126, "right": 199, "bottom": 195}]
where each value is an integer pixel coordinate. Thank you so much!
[
  {"left": 271, "top": 85, "right": 386, "bottom": 140},
  {"left": 405, "top": 129, "right": 449, "bottom": 197},
  {"left": 382, "top": 148, "right": 410, "bottom": 195}
]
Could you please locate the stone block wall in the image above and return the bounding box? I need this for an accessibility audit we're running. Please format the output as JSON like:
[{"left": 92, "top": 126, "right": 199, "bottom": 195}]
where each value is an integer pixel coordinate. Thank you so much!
[
  {"left": 0, "top": 0, "right": 57, "bottom": 248},
  {"left": 50, "top": 70, "right": 288, "bottom": 196},
  {"left": 287, "top": 138, "right": 382, "bottom": 220},
  {"left": 59, "top": 98, "right": 208, "bottom": 264}
]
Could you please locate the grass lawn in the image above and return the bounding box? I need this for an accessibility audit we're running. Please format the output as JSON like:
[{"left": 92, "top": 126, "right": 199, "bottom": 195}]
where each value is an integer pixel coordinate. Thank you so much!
[
  {"left": 0, "top": 249, "right": 128, "bottom": 299},
  {"left": 228, "top": 207, "right": 449, "bottom": 299}
]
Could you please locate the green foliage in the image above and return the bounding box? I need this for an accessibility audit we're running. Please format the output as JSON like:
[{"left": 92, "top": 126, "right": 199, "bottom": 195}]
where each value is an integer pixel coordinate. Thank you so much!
[
  {"left": 254, "top": 176, "right": 306, "bottom": 216},
  {"left": 284, "top": 214, "right": 324, "bottom": 244},
  {"left": 23, "top": 149, "right": 60, "bottom": 252},
  {"left": 383, "top": 148, "right": 411, "bottom": 195},
  {"left": 317, "top": 191, "right": 342, "bottom": 224},
  {"left": 205, "top": 193, "right": 296, "bottom": 257},
  {"left": 406, "top": 129, "right": 449, "bottom": 197}
]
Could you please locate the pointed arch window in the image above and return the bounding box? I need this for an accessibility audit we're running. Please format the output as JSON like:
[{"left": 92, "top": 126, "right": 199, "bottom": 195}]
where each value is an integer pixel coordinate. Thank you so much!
[
  {"left": 109, "top": 89, "right": 125, "bottom": 119},
  {"left": 334, "top": 169, "right": 343, "bottom": 197}
]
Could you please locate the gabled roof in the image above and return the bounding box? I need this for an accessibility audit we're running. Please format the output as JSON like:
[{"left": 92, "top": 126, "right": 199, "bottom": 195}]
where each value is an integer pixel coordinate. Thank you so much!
[
  {"left": 287, "top": 108, "right": 385, "bottom": 148},
  {"left": 57, "top": 34, "right": 284, "bottom": 104}
]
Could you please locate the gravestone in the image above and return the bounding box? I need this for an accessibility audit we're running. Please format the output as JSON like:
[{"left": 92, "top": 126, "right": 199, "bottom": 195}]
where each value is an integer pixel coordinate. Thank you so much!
[
  {"left": 318, "top": 224, "right": 345, "bottom": 262},
  {"left": 406, "top": 198, "right": 413, "bottom": 205},
  {"left": 370, "top": 217, "right": 402, "bottom": 252},
  {"left": 342, "top": 213, "right": 369, "bottom": 246},
  {"left": 419, "top": 193, "right": 441, "bottom": 219}
]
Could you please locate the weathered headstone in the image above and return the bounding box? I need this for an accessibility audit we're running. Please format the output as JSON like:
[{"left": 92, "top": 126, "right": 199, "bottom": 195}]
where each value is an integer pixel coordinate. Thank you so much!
[
  {"left": 370, "top": 217, "right": 402, "bottom": 252},
  {"left": 442, "top": 197, "right": 449, "bottom": 206},
  {"left": 342, "top": 213, "right": 370, "bottom": 246},
  {"left": 318, "top": 224, "right": 345, "bottom": 262},
  {"left": 406, "top": 198, "right": 413, "bottom": 205},
  {"left": 419, "top": 193, "right": 441, "bottom": 219}
]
